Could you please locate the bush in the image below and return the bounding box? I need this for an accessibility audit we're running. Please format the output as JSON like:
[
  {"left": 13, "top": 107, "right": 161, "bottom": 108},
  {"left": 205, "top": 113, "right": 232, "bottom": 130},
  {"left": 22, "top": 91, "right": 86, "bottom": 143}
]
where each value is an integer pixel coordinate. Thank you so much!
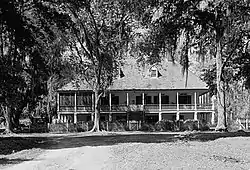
[
  {"left": 140, "top": 123, "right": 155, "bottom": 132},
  {"left": 199, "top": 119, "right": 210, "bottom": 131},
  {"left": 76, "top": 121, "right": 94, "bottom": 132},
  {"left": 175, "top": 120, "right": 184, "bottom": 131},
  {"left": 110, "top": 121, "right": 126, "bottom": 132},
  {"left": 49, "top": 123, "right": 77, "bottom": 133},
  {"left": 155, "top": 120, "right": 176, "bottom": 131},
  {"left": 183, "top": 119, "right": 199, "bottom": 131},
  {"left": 49, "top": 123, "right": 67, "bottom": 133},
  {"left": 182, "top": 119, "right": 210, "bottom": 131}
]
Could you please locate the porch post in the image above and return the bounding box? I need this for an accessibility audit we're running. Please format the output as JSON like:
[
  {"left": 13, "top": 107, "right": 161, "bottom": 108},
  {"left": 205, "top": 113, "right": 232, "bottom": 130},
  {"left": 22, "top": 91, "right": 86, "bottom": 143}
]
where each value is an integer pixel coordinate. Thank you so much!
[
  {"left": 194, "top": 92, "right": 197, "bottom": 120},
  {"left": 246, "top": 118, "right": 249, "bottom": 130},
  {"left": 142, "top": 92, "right": 145, "bottom": 105},
  {"left": 211, "top": 95, "right": 215, "bottom": 125},
  {"left": 126, "top": 92, "right": 129, "bottom": 106},
  {"left": 91, "top": 93, "right": 94, "bottom": 121},
  {"left": 159, "top": 92, "right": 162, "bottom": 121},
  {"left": 57, "top": 93, "right": 60, "bottom": 121},
  {"left": 74, "top": 92, "right": 77, "bottom": 123},
  {"left": 109, "top": 92, "right": 112, "bottom": 122},
  {"left": 176, "top": 92, "right": 180, "bottom": 120}
]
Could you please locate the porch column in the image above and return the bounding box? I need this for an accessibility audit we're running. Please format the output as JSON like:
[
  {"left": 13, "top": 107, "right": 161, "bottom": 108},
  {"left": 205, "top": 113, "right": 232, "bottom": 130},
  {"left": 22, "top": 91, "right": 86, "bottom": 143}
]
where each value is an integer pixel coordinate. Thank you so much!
[
  {"left": 91, "top": 93, "right": 95, "bottom": 121},
  {"left": 74, "top": 92, "right": 77, "bottom": 123},
  {"left": 211, "top": 95, "right": 215, "bottom": 125},
  {"left": 176, "top": 92, "right": 180, "bottom": 120},
  {"left": 194, "top": 92, "right": 198, "bottom": 120},
  {"left": 57, "top": 93, "right": 60, "bottom": 121},
  {"left": 246, "top": 118, "right": 249, "bottom": 130},
  {"left": 142, "top": 92, "right": 145, "bottom": 106},
  {"left": 159, "top": 92, "right": 162, "bottom": 121},
  {"left": 126, "top": 92, "right": 129, "bottom": 106},
  {"left": 109, "top": 92, "right": 112, "bottom": 122}
]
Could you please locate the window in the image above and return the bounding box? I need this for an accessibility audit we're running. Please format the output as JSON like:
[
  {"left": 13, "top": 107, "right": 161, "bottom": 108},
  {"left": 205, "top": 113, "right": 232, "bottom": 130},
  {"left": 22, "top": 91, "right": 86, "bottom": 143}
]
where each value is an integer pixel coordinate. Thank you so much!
[
  {"left": 146, "top": 96, "right": 152, "bottom": 104},
  {"left": 162, "top": 95, "right": 169, "bottom": 104},
  {"left": 59, "top": 93, "right": 75, "bottom": 106},
  {"left": 112, "top": 95, "right": 119, "bottom": 105},
  {"left": 77, "top": 92, "right": 92, "bottom": 106},
  {"left": 179, "top": 95, "right": 191, "bottom": 104},
  {"left": 101, "top": 96, "right": 109, "bottom": 105},
  {"left": 136, "top": 96, "right": 142, "bottom": 104},
  {"left": 151, "top": 69, "right": 157, "bottom": 77},
  {"left": 153, "top": 96, "right": 159, "bottom": 104}
]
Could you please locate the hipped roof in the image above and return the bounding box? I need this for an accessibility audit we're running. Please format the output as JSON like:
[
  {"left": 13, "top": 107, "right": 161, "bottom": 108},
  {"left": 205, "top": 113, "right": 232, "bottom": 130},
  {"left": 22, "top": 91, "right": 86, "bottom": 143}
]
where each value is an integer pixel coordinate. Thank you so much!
[{"left": 58, "top": 58, "right": 207, "bottom": 92}]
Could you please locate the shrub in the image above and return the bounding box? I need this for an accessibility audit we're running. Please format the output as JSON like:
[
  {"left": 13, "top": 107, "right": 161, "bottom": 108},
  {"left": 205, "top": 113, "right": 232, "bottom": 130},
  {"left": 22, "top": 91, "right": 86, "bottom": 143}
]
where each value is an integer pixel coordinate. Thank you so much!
[
  {"left": 175, "top": 120, "right": 184, "bottom": 131},
  {"left": 183, "top": 119, "right": 199, "bottom": 131},
  {"left": 199, "top": 119, "right": 210, "bottom": 131},
  {"left": 49, "top": 123, "right": 68, "bottom": 133},
  {"left": 182, "top": 119, "right": 210, "bottom": 131},
  {"left": 155, "top": 120, "right": 176, "bottom": 131},
  {"left": 49, "top": 123, "right": 77, "bottom": 133},
  {"left": 76, "top": 121, "right": 94, "bottom": 132},
  {"left": 140, "top": 123, "right": 155, "bottom": 131},
  {"left": 110, "top": 121, "right": 126, "bottom": 131}
]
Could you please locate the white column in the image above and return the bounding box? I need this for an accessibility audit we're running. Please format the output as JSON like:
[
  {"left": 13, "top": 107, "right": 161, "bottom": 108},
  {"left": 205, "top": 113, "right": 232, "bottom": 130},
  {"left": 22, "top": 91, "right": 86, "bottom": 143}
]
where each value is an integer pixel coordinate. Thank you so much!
[
  {"left": 159, "top": 112, "right": 162, "bottom": 121},
  {"left": 159, "top": 92, "right": 162, "bottom": 121},
  {"left": 211, "top": 96, "right": 215, "bottom": 125},
  {"left": 74, "top": 93, "right": 77, "bottom": 123},
  {"left": 176, "top": 92, "right": 180, "bottom": 120},
  {"left": 246, "top": 118, "right": 249, "bottom": 130},
  {"left": 57, "top": 93, "right": 60, "bottom": 121},
  {"left": 109, "top": 92, "right": 112, "bottom": 111},
  {"left": 74, "top": 92, "right": 77, "bottom": 112},
  {"left": 194, "top": 92, "right": 197, "bottom": 120},
  {"left": 159, "top": 92, "right": 162, "bottom": 111},
  {"left": 74, "top": 113, "right": 77, "bottom": 124},
  {"left": 126, "top": 92, "right": 129, "bottom": 106},
  {"left": 57, "top": 93, "right": 60, "bottom": 112},
  {"left": 91, "top": 93, "right": 95, "bottom": 121},
  {"left": 109, "top": 92, "right": 112, "bottom": 122},
  {"left": 142, "top": 93, "right": 145, "bottom": 105}
]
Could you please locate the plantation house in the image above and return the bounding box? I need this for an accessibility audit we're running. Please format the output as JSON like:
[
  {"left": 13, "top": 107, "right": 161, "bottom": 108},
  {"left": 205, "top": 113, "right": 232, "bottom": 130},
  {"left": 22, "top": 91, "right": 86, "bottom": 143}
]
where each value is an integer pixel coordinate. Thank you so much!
[{"left": 57, "top": 58, "right": 215, "bottom": 125}]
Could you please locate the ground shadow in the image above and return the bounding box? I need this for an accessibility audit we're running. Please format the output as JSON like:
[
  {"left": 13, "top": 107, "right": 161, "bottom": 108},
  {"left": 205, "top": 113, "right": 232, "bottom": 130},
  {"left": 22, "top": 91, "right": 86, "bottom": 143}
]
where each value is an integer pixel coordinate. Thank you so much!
[
  {"left": 0, "top": 137, "right": 48, "bottom": 155},
  {"left": 0, "top": 158, "right": 32, "bottom": 165},
  {"left": 1, "top": 131, "right": 250, "bottom": 155},
  {"left": 42, "top": 131, "right": 250, "bottom": 150}
]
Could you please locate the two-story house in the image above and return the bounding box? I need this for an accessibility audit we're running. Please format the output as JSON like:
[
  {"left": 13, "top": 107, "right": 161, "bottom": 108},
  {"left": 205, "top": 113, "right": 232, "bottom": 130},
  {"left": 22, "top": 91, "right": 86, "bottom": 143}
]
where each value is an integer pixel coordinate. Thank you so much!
[{"left": 57, "top": 58, "right": 215, "bottom": 125}]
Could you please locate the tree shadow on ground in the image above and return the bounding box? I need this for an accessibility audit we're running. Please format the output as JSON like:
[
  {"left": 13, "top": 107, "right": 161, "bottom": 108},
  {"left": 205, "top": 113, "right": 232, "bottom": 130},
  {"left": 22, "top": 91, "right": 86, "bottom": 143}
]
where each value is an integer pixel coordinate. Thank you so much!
[
  {"left": 0, "top": 158, "right": 32, "bottom": 165},
  {"left": 1, "top": 131, "right": 250, "bottom": 155},
  {"left": 0, "top": 137, "right": 47, "bottom": 155},
  {"left": 42, "top": 131, "right": 250, "bottom": 150}
]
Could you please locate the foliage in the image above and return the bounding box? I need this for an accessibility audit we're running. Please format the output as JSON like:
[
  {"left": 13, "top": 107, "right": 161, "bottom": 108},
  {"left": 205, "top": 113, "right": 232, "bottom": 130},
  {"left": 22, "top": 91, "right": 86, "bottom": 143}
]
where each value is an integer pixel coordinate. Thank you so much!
[
  {"left": 135, "top": 0, "right": 250, "bottom": 131},
  {"left": 140, "top": 123, "right": 156, "bottom": 132},
  {"left": 76, "top": 121, "right": 94, "bottom": 132},
  {"left": 155, "top": 120, "right": 176, "bottom": 131}
]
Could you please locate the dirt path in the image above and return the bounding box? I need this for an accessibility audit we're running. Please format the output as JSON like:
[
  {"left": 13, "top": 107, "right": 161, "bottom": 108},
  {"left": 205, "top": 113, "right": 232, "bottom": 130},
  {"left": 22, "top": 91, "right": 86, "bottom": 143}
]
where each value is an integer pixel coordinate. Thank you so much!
[
  {"left": 3, "top": 146, "right": 112, "bottom": 170},
  {"left": 1, "top": 132, "right": 250, "bottom": 170}
]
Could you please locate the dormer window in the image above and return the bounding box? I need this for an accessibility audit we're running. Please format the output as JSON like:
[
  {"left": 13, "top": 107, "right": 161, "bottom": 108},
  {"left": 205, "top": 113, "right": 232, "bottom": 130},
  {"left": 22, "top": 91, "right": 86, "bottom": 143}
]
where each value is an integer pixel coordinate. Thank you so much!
[{"left": 150, "top": 67, "right": 158, "bottom": 78}]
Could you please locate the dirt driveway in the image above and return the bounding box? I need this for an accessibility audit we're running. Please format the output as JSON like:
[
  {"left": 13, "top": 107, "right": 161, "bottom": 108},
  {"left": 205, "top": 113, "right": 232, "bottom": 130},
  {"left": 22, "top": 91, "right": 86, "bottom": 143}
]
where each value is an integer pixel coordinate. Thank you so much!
[{"left": 1, "top": 132, "right": 250, "bottom": 170}]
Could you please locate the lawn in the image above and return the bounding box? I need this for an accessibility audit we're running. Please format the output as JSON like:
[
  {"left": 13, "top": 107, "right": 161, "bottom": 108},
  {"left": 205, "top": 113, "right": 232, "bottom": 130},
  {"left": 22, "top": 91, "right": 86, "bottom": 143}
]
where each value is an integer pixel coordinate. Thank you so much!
[{"left": 0, "top": 131, "right": 250, "bottom": 169}]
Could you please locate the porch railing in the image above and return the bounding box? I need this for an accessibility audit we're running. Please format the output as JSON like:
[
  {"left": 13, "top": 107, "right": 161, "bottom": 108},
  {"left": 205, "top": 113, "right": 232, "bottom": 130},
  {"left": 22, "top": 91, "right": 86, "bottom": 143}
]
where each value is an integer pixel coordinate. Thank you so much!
[
  {"left": 161, "top": 104, "right": 177, "bottom": 110},
  {"left": 144, "top": 104, "right": 159, "bottom": 112},
  {"left": 76, "top": 105, "right": 92, "bottom": 111},
  {"left": 179, "top": 104, "right": 195, "bottom": 110},
  {"left": 197, "top": 104, "right": 213, "bottom": 110},
  {"left": 59, "top": 106, "right": 75, "bottom": 112},
  {"left": 59, "top": 103, "right": 214, "bottom": 112}
]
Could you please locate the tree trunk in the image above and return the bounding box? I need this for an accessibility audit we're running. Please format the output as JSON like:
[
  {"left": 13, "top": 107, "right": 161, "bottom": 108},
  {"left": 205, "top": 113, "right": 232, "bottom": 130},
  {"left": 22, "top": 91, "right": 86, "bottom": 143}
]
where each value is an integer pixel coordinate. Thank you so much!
[
  {"left": 215, "top": 39, "right": 227, "bottom": 131},
  {"left": 2, "top": 105, "right": 13, "bottom": 134},
  {"left": 90, "top": 89, "right": 101, "bottom": 132}
]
